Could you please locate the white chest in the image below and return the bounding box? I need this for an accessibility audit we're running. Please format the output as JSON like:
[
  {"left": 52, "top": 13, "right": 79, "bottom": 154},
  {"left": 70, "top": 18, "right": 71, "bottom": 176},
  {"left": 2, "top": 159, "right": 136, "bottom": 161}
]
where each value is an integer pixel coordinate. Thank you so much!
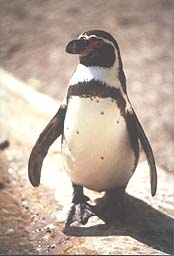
[
  {"left": 61, "top": 96, "right": 135, "bottom": 192},
  {"left": 69, "top": 64, "right": 119, "bottom": 88}
]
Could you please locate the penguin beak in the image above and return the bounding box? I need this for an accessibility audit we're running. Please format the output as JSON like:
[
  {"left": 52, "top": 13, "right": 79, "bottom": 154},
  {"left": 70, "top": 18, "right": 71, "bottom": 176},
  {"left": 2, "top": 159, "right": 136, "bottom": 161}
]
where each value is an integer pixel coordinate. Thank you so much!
[{"left": 66, "top": 38, "right": 90, "bottom": 56}]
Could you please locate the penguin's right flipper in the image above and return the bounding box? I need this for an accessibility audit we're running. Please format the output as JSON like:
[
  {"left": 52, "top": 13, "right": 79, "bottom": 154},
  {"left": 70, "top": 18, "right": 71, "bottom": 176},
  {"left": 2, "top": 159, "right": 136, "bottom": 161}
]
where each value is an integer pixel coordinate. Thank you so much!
[{"left": 28, "top": 105, "right": 66, "bottom": 187}]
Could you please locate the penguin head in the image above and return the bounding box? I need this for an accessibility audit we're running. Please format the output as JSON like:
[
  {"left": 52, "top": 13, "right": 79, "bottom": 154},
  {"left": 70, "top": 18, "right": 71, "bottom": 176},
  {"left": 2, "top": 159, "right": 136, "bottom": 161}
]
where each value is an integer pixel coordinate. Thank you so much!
[{"left": 66, "top": 30, "right": 123, "bottom": 69}]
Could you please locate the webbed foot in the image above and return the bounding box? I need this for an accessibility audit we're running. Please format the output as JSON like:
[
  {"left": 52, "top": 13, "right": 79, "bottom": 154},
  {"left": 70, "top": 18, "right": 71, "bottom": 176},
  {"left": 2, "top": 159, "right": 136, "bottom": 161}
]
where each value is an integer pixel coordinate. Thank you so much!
[
  {"left": 65, "top": 183, "right": 95, "bottom": 227},
  {"left": 65, "top": 202, "right": 95, "bottom": 226},
  {"left": 94, "top": 187, "right": 126, "bottom": 224}
]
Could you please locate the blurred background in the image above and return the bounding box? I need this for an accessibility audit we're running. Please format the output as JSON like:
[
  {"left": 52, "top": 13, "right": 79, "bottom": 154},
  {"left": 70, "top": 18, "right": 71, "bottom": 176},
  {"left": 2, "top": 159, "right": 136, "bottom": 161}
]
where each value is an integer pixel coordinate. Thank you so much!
[
  {"left": 0, "top": 0, "right": 173, "bottom": 172},
  {"left": 0, "top": 0, "right": 173, "bottom": 254}
]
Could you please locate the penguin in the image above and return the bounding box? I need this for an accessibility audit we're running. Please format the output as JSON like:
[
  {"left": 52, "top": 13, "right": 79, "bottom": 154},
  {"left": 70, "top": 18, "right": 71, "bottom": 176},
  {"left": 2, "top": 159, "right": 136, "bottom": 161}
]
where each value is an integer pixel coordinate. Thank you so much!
[{"left": 28, "top": 30, "right": 157, "bottom": 226}]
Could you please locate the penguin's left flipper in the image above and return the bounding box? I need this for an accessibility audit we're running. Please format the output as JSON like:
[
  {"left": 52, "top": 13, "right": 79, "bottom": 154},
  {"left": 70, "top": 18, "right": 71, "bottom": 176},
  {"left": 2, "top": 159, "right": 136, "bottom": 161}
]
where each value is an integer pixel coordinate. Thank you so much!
[
  {"left": 133, "top": 111, "right": 157, "bottom": 196},
  {"left": 28, "top": 105, "right": 66, "bottom": 187}
]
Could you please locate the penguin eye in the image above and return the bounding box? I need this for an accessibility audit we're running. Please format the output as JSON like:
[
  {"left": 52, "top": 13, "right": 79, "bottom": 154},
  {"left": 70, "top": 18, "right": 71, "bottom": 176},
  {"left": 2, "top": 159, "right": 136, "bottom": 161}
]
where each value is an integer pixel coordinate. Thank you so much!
[{"left": 94, "top": 40, "right": 104, "bottom": 48}]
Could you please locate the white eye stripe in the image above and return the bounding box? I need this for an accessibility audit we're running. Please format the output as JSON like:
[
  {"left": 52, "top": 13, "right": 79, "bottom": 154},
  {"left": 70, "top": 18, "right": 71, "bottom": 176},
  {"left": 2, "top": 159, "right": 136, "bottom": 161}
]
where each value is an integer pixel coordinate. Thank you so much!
[{"left": 79, "top": 34, "right": 115, "bottom": 49}]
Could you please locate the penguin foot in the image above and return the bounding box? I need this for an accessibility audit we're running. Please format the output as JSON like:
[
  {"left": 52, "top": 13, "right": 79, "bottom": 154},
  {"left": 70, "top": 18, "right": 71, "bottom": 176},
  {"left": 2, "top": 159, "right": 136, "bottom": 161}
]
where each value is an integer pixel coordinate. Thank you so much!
[
  {"left": 65, "top": 183, "right": 95, "bottom": 226},
  {"left": 65, "top": 202, "right": 95, "bottom": 226},
  {"left": 94, "top": 188, "right": 126, "bottom": 224}
]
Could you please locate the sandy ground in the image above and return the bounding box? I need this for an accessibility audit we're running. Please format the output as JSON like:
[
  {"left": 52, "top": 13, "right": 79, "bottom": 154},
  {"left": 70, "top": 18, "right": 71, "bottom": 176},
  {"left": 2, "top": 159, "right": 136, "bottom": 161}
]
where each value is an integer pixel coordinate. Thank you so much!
[
  {"left": 0, "top": 0, "right": 174, "bottom": 172},
  {"left": 0, "top": 0, "right": 173, "bottom": 255}
]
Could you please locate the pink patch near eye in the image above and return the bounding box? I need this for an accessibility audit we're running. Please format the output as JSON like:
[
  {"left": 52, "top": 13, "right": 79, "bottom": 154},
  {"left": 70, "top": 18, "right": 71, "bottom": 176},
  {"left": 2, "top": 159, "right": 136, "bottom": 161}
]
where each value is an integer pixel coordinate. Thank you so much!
[{"left": 95, "top": 41, "right": 103, "bottom": 48}]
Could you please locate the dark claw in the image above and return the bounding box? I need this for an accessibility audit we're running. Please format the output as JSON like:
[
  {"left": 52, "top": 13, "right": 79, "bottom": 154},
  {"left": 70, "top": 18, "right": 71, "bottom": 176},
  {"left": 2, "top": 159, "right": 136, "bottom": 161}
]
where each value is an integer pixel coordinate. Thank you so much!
[{"left": 65, "top": 202, "right": 95, "bottom": 227}]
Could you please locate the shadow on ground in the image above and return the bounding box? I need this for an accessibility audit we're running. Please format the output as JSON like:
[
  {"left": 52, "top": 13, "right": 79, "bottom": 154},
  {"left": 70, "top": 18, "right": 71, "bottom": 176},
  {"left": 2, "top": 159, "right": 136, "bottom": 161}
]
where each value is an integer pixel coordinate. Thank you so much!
[{"left": 64, "top": 193, "right": 173, "bottom": 255}]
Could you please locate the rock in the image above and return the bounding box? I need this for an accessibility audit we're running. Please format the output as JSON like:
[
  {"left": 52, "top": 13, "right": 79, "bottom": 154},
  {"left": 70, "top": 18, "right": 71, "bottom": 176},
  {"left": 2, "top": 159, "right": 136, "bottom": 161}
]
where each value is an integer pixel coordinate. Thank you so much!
[
  {"left": 0, "top": 181, "right": 5, "bottom": 189},
  {"left": 0, "top": 140, "right": 10, "bottom": 150},
  {"left": 5, "top": 228, "right": 15, "bottom": 236}
]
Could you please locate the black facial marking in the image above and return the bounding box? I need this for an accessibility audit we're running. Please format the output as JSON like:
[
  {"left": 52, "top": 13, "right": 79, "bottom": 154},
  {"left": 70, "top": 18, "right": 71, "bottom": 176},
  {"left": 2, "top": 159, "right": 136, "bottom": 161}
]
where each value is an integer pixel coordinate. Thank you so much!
[
  {"left": 67, "top": 80, "right": 126, "bottom": 116},
  {"left": 101, "top": 156, "right": 104, "bottom": 160},
  {"left": 117, "top": 120, "right": 119, "bottom": 124},
  {"left": 76, "top": 131, "right": 80, "bottom": 135},
  {"left": 101, "top": 111, "right": 104, "bottom": 115},
  {"left": 79, "top": 30, "right": 127, "bottom": 93},
  {"left": 82, "top": 30, "right": 117, "bottom": 47},
  {"left": 119, "top": 69, "right": 127, "bottom": 94},
  {"left": 80, "top": 43, "right": 115, "bottom": 68}
]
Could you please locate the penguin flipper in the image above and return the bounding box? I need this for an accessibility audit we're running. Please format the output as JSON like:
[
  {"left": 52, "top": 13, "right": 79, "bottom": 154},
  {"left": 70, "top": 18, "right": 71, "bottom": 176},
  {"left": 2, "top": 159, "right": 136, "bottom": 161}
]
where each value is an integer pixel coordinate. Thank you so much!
[
  {"left": 134, "top": 112, "right": 157, "bottom": 196},
  {"left": 28, "top": 105, "right": 66, "bottom": 187}
]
